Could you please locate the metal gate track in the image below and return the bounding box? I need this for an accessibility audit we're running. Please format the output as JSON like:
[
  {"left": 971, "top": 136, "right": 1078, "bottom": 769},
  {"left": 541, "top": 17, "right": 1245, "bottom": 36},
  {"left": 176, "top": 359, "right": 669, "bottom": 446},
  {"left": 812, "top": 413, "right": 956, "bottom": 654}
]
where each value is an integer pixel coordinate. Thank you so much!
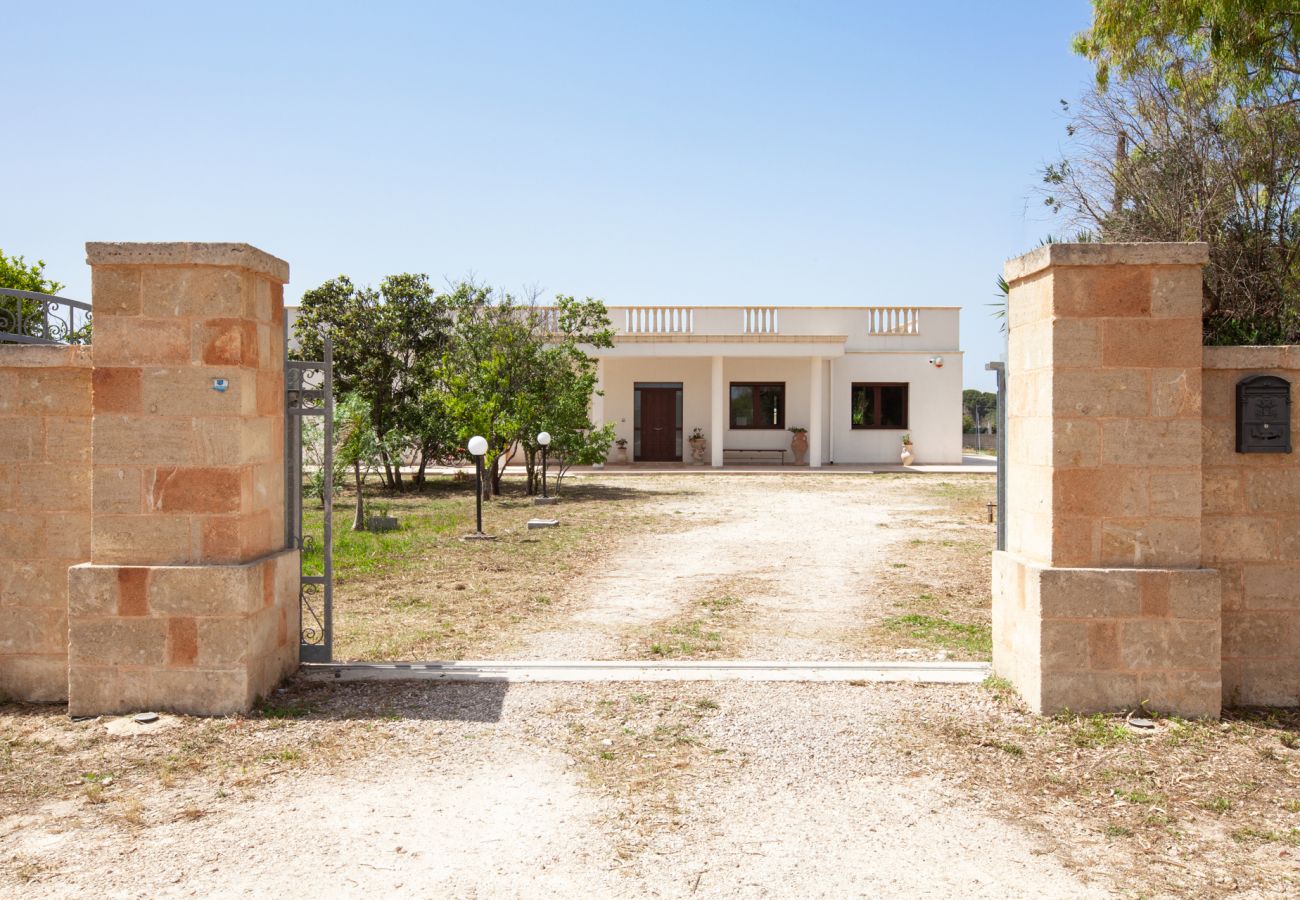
[{"left": 300, "top": 660, "right": 991, "bottom": 684}]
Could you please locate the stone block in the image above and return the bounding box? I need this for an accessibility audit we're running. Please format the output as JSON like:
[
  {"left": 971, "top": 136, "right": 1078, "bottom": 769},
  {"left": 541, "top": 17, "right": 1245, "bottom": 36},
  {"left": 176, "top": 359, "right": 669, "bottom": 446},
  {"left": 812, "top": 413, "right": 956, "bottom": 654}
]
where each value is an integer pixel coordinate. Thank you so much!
[
  {"left": 1222, "top": 610, "right": 1295, "bottom": 659},
  {"left": 0, "top": 656, "right": 67, "bottom": 703},
  {"left": 1151, "top": 368, "right": 1201, "bottom": 418},
  {"left": 1200, "top": 468, "right": 1242, "bottom": 515},
  {"left": 94, "top": 467, "right": 143, "bottom": 515},
  {"left": 43, "top": 415, "right": 92, "bottom": 464},
  {"left": 0, "top": 559, "right": 69, "bottom": 608},
  {"left": 1139, "top": 571, "right": 1170, "bottom": 617},
  {"left": 256, "top": 370, "right": 282, "bottom": 416},
  {"left": 1053, "top": 420, "right": 1101, "bottom": 468},
  {"left": 1202, "top": 516, "right": 1281, "bottom": 563},
  {"left": 147, "top": 563, "right": 261, "bottom": 616},
  {"left": 1049, "top": 516, "right": 1100, "bottom": 568},
  {"left": 193, "top": 319, "right": 259, "bottom": 367},
  {"left": 1199, "top": 370, "right": 1238, "bottom": 421},
  {"left": 91, "top": 266, "right": 143, "bottom": 316},
  {"left": 67, "top": 665, "right": 153, "bottom": 717},
  {"left": 196, "top": 616, "right": 252, "bottom": 666},
  {"left": 69, "top": 618, "right": 167, "bottom": 666},
  {"left": 3, "top": 368, "right": 91, "bottom": 417},
  {"left": 168, "top": 616, "right": 198, "bottom": 666},
  {"left": 1149, "top": 472, "right": 1201, "bottom": 518},
  {"left": 68, "top": 563, "right": 119, "bottom": 615},
  {"left": 93, "top": 514, "right": 194, "bottom": 565},
  {"left": 0, "top": 607, "right": 67, "bottom": 655},
  {"left": 91, "top": 317, "right": 190, "bottom": 367},
  {"left": 1040, "top": 671, "right": 1140, "bottom": 715},
  {"left": 0, "top": 514, "right": 45, "bottom": 557},
  {"left": 1053, "top": 468, "right": 1148, "bottom": 519},
  {"left": 1100, "top": 419, "right": 1201, "bottom": 468},
  {"left": 147, "top": 466, "right": 242, "bottom": 514},
  {"left": 45, "top": 512, "right": 92, "bottom": 560},
  {"left": 1223, "top": 658, "right": 1300, "bottom": 708},
  {"left": 0, "top": 416, "right": 40, "bottom": 462},
  {"left": 94, "top": 415, "right": 197, "bottom": 466},
  {"left": 1053, "top": 266, "right": 1153, "bottom": 318},
  {"left": 14, "top": 463, "right": 90, "bottom": 512},
  {"left": 1087, "top": 622, "right": 1121, "bottom": 669},
  {"left": 1242, "top": 565, "right": 1300, "bottom": 609},
  {"left": 1100, "top": 518, "right": 1201, "bottom": 568},
  {"left": 1150, "top": 266, "right": 1206, "bottom": 318},
  {"left": 1040, "top": 619, "right": 1090, "bottom": 672},
  {"left": 140, "top": 367, "right": 251, "bottom": 417},
  {"left": 1135, "top": 671, "right": 1221, "bottom": 718},
  {"left": 117, "top": 567, "right": 150, "bottom": 616},
  {"left": 148, "top": 667, "right": 251, "bottom": 716},
  {"left": 1244, "top": 470, "right": 1300, "bottom": 513},
  {"left": 1102, "top": 318, "right": 1201, "bottom": 368},
  {"left": 92, "top": 367, "right": 143, "bottom": 415},
  {"left": 1038, "top": 567, "right": 1140, "bottom": 618},
  {"left": 1054, "top": 369, "right": 1151, "bottom": 418},
  {"left": 243, "top": 418, "right": 280, "bottom": 464},
  {"left": 140, "top": 266, "right": 246, "bottom": 319},
  {"left": 1119, "top": 620, "right": 1220, "bottom": 671}
]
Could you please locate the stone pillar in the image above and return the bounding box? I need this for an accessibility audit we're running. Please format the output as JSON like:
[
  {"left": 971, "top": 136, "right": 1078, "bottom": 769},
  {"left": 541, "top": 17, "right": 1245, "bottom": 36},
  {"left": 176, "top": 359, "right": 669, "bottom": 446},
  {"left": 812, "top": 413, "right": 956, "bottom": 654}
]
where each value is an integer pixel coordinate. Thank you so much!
[
  {"left": 993, "top": 243, "right": 1221, "bottom": 717},
  {"left": 808, "top": 357, "right": 823, "bottom": 468},
  {"left": 711, "top": 355, "right": 725, "bottom": 467},
  {"left": 67, "top": 243, "right": 300, "bottom": 716}
]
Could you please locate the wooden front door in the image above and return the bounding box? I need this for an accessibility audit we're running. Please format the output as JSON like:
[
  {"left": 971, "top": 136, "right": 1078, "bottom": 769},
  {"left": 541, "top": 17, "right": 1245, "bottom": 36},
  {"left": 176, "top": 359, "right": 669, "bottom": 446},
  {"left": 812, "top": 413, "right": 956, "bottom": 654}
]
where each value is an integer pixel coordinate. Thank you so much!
[{"left": 638, "top": 387, "right": 680, "bottom": 461}]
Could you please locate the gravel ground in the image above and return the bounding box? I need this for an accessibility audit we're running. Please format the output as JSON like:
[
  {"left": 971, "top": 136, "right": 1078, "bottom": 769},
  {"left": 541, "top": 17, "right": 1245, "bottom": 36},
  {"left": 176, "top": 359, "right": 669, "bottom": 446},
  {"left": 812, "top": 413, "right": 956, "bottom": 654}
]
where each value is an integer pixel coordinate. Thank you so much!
[
  {"left": 514, "top": 473, "right": 994, "bottom": 661},
  {"left": 3, "top": 679, "right": 1113, "bottom": 899}
]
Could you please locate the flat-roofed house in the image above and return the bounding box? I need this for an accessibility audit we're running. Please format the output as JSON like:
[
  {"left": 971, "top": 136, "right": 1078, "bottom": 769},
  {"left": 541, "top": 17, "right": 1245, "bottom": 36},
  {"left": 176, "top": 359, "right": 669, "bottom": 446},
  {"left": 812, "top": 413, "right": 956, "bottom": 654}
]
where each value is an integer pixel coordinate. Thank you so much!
[{"left": 583, "top": 305, "right": 962, "bottom": 466}]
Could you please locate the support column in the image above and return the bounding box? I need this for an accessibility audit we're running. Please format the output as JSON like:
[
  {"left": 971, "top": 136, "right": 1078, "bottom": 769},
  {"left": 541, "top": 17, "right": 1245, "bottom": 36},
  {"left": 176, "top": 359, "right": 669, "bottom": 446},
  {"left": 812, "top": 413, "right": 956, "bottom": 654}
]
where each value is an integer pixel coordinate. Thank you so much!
[
  {"left": 808, "top": 357, "right": 823, "bottom": 468},
  {"left": 592, "top": 358, "right": 606, "bottom": 462},
  {"left": 710, "top": 355, "right": 725, "bottom": 467},
  {"left": 67, "top": 242, "right": 299, "bottom": 716},
  {"left": 993, "top": 242, "right": 1220, "bottom": 717}
]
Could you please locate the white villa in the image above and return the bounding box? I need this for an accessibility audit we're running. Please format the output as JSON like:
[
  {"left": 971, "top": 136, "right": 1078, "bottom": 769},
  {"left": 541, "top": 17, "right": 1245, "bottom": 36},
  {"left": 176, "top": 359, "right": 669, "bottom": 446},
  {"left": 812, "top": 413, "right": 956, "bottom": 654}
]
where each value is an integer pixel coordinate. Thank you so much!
[
  {"left": 286, "top": 302, "right": 964, "bottom": 466},
  {"left": 584, "top": 305, "right": 962, "bottom": 466}
]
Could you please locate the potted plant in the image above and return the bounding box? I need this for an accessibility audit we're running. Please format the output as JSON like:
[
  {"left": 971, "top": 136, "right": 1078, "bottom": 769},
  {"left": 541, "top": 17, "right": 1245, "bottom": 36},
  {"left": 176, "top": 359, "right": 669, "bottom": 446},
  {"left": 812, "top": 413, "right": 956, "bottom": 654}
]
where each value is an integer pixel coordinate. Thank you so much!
[
  {"left": 788, "top": 426, "right": 809, "bottom": 465},
  {"left": 900, "top": 433, "right": 915, "bottom": 466},
  {"left": 614, "top": 437, "right": 629, "bottom": 465},
  {"left": 368, "top": 502, "right": 399, "bottom": 532},
  {"left": 688, "top": 427, "right": 707, "bottom": 464}
]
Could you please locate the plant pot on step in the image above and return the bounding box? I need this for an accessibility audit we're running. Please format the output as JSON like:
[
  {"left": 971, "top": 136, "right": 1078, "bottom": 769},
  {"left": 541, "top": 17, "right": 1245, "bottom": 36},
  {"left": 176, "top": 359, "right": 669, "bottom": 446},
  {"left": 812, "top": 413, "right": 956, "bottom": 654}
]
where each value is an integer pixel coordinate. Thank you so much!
[
  {"left": 900, "top": 441, "right": 915, "bottom": 466},
  {"left": 789, "top": 428, "right": 809, "bottom": 465}
]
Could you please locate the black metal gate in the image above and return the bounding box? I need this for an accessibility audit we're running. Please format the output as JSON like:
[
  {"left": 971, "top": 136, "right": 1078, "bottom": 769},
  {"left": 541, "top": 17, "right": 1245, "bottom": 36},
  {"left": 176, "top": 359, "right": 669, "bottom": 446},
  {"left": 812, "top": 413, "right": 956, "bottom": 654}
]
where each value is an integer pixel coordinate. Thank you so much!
[{"left": 286, "top": 338, "right": 334, "bottom": 662}]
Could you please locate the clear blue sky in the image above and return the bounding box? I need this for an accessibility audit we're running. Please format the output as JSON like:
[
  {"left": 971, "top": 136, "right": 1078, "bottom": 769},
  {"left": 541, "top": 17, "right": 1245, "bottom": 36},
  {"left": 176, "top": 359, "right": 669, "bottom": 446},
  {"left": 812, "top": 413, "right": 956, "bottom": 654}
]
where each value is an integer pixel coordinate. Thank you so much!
[{"left": 5, "top": 1, "right": 1095, "bottom": 390}]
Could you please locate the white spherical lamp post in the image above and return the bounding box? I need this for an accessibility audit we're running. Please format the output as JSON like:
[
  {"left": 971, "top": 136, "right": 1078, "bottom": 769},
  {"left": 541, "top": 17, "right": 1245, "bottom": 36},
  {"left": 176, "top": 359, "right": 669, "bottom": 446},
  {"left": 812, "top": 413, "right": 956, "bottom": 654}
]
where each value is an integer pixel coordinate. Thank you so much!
[
  {"left": 468, "top": 435, "right": 488, "bottom": 534},
  {"left": 537, "top": 431, "right": 552, "bottom": 498}
]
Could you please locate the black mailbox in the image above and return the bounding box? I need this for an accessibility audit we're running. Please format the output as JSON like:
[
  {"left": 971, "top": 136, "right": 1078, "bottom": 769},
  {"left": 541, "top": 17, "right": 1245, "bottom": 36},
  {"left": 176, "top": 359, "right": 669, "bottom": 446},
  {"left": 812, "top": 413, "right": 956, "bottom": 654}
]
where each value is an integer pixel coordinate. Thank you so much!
[{"left": 1236, "top": 375, "right": 1292, "bottom": 453}]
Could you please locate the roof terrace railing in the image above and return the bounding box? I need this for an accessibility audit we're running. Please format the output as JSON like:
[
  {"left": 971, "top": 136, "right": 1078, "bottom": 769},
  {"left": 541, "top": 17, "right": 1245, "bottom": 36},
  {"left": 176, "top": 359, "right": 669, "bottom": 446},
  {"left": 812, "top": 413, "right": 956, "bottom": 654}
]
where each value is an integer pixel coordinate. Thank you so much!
[
  {"left": 0, "top": 288, "right": 93, "bottom": 345},
  {"left": 624, "top": 306, "right": 694, "bottom": 334},
  {"left": 866, "top": 306, "right": 920, "bottom": 336},
  {"left": 742, "top": 307, "right": 779, "bottom": 334}
]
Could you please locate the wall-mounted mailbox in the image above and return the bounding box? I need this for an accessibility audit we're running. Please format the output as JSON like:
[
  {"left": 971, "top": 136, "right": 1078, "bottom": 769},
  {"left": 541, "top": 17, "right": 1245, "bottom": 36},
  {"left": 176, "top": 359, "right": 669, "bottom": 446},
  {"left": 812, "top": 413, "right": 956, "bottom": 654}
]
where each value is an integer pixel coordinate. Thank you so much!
[{"left": 1236, "top": 375, "right": 1292, "bottom": 453}]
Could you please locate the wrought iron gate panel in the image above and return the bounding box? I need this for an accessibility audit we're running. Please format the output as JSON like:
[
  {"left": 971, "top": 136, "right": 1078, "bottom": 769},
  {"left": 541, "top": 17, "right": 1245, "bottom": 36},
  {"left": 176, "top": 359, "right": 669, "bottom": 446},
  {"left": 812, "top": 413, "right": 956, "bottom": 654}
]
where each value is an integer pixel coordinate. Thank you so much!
[{"left": 286, "top": 337, "right": 334, "bottom": 663}]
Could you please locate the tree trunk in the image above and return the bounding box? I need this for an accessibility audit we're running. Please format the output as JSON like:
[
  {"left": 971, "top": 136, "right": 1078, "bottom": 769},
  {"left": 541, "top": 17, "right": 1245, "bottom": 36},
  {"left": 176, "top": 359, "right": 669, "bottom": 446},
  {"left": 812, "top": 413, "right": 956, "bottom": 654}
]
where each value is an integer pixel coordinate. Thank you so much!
[
  {"left": 413, "top": 446, "right": 429, "bottom": 490},
  {"left": 524, "top": 449, "right": 537, "bottom": 496},
  {"left": 351, "top": 460, "right": 366, "bottom": 531}
]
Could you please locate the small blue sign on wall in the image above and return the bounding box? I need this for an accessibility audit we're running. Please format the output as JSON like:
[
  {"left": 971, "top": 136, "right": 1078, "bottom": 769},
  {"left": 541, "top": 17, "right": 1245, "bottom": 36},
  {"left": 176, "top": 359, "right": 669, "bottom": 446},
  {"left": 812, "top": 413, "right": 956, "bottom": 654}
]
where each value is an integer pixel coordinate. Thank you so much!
[{"left": 213, "top": 378, "right": 229, "bottom": 393}]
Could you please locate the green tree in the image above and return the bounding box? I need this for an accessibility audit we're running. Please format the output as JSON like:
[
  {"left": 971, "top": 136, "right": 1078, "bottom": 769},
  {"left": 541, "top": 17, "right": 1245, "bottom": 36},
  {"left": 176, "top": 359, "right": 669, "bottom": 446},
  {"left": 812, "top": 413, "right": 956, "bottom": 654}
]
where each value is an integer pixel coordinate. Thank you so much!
[
  {"left": 1045, "top": 1, "right": 1300, "bottom": 343},
  {"left": 294, "top": 273, "right": 451, "bottom": 490},
  {"left": 334, "top": 393, "right": 384, "bottom": 531}
]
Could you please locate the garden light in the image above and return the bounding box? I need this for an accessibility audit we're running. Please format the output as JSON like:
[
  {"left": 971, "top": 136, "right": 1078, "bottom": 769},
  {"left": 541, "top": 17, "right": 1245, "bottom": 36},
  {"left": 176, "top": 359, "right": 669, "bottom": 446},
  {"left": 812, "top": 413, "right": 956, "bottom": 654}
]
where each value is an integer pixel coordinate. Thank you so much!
[
  {"left": 468, "top": 435, "right": 488, "bottom": 535},
  {"left": 538, "top": 431, "right": 552, "bottom": 498}
]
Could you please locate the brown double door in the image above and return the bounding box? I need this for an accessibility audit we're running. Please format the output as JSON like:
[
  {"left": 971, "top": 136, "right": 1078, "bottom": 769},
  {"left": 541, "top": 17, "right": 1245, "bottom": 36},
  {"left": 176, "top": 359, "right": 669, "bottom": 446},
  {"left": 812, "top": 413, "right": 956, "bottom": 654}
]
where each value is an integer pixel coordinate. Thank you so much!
[{"left": 638, "top": 387, "right": 681, "bottom": 461}]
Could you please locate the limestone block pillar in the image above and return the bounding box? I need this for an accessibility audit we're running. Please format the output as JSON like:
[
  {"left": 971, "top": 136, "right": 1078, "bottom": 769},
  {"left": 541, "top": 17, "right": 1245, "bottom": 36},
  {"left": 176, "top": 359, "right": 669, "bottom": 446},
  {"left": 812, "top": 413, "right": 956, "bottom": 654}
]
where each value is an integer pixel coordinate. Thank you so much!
[
  {"left": 993, "top": 243, "right": 1221, "bottom": 717},
  {"left": 67, "top": 243, "right": 300, "bottom": 716},
  {"left": 710, "top": 355, "right": 725, "bottom": 467},
  {"left": 808, "top": 357, "right": 823, "bottom": 467}
]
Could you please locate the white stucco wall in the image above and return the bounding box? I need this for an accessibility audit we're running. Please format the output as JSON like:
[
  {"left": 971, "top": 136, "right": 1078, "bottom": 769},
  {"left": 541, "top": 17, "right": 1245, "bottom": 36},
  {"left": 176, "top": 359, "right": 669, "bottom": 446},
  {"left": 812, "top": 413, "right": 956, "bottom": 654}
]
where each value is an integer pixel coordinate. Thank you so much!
[{"left": 599, "top": 351, "right": 961, "bottom": 465}]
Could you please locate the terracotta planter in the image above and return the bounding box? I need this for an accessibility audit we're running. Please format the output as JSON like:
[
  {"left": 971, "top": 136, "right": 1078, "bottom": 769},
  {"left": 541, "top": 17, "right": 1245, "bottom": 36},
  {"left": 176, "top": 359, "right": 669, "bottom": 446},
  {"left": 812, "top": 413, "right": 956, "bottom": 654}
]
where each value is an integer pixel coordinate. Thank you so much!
[
  {"left": 900, "top": 443, "right": 915, "bottom": 466},
  {"left": 790, "top": 431, "right": 809, "bottom": 465},
  {"left": 614, "top": 447, "right": 629, "bottom": 465},
  {"left": 689, "top": 438, "right": 707, "bottom": 465}
]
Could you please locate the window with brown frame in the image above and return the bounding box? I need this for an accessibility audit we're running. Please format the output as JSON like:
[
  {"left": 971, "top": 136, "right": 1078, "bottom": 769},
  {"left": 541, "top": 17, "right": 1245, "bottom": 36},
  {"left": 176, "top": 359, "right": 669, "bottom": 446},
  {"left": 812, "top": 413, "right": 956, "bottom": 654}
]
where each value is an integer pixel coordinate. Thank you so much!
[
  {"left": 729, "top": 382, "right": 785, "bottom": 429},
  {"left": 850, "top": 383, "right": 908, "bottom": 429}
]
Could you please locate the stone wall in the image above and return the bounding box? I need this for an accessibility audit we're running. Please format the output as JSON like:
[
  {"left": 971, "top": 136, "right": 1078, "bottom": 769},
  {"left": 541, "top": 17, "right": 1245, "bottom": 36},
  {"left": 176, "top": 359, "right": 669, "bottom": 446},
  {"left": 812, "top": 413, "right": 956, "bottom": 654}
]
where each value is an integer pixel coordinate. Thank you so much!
[
  {"left": 1202, "top": 346, "right": 1300, "bottom": 706},
  {"left": 0, "top": 345, "right": 92, "bottom": 701},
  {"left": 994, "top": 243, "right": 1223, "bottom": 717}
]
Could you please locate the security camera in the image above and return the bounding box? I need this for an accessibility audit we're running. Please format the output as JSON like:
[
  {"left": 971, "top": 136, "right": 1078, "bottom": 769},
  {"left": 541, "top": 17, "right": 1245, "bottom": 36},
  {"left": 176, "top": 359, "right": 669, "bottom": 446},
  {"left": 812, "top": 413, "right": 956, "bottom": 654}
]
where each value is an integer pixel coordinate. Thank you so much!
[{"left": 929, "top": 356, "right": 944, "bottom": 368}]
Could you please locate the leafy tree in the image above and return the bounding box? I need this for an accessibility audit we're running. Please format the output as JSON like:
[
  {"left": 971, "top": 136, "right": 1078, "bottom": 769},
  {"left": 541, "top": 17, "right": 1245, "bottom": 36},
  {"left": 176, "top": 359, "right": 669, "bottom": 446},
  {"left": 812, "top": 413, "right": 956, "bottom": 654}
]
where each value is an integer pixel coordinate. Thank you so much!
[
  {"left": 294, "top": 273, "right": 451, "bottom": 490},
  {"left": 334, "top": 392, "right": 385, "bottom": 531},
  {"left": 1043, "top": 1, "right": 1300, "bottom": 343},
  {"left": 963, "top": 389, "right": 997, "bottom": 431}
]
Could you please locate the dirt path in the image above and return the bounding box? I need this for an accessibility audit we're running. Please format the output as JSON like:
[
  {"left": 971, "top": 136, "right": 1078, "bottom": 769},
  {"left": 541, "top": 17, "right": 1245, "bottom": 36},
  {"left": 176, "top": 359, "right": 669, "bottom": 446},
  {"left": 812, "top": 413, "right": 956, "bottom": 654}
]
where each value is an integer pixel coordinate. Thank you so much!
[
  {"left": 2, "top": 681, "right": 1110, "bottom": 898},
  {"left": 515, "top": 474, "right": 992, "bottom": 661}
]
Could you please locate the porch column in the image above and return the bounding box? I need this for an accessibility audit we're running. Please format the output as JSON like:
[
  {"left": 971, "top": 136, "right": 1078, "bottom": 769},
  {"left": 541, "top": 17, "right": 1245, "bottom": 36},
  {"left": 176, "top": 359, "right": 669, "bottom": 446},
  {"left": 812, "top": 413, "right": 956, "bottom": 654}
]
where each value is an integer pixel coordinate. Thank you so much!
[
  {"left": 592, "top": 358, "right": 605, "bottom": 426},
  {"left": 710, "top": 355, "right": 725, "bottom": 467},
  {"left": 808, "top": 357, "right": 823, "bottom": 467}
]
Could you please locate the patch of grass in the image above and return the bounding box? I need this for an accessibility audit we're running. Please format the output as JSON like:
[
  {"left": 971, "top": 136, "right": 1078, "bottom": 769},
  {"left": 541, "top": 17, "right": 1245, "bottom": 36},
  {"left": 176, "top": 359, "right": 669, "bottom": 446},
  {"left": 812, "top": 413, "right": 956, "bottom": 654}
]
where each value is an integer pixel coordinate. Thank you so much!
[
  {"left": 1115, "top": 789, "right": 1163, "bottom": 806},
  {"left": 1199, "top": 796, "right": 1232, "bottom": 813},
  {"left": 1062, "top": 713, "right": 1132, "bottom": 749},
  {"left": 1103, "top": 824, "right": 1134, "bottom": 838},
  {"left": 981, "top": 675, "right": 1017, "bottom": 703},
  {"left": 255, "top": 699, "right": 315, "bottom": 720},
  {"left": 882, "top": 614, "right": 992, "bottom": 656},
  {"left": 1231, "top": 827, "right": 1300, "bottom": 846}
]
